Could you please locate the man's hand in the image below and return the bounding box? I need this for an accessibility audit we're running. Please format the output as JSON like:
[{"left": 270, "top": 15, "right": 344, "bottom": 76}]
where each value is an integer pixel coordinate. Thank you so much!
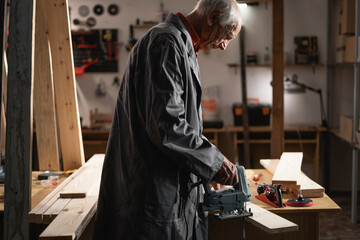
[{"left": 213, "top": 157, "right": 239, "bottom": 186}]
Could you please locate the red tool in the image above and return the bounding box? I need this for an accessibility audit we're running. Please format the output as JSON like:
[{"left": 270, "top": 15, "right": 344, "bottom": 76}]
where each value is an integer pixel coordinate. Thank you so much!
[{"left": 252, "top": 173, "right": 262, "bottom": 181}]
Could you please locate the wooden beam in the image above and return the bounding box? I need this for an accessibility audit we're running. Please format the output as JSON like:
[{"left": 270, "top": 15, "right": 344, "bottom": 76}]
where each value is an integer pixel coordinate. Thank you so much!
[
  {"left": 272, "top": 152, "right": 303, "bottom": 185},
  {"left": 42, "top": 0, "right": 84, "bottom": 170},
  {"left": 239, "top": 27, "right": 251, "bottom": 168},
  {"left": 4, "top": 0, "right": 35, "bottom": 239},
  {"left": 271, "top": 0, "right": 284, "bottom": 158},
  {"left": 34, "top": 0, "right": 60, "bottom": 171},
  {"left": 0, "top": 0, "right": 8, "bottom": 159}
]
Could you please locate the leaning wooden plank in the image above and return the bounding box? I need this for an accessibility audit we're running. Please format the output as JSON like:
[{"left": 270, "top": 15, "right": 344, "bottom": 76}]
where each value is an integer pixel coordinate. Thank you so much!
[
  {"left": 260, "top": 159, "right": 324, "bottom": 198},
  {"left": 28, "top": 154, "right": 104, "bottom": 223},
  {"left": 59, "top": 154, "right": 103, "bottom": 198},
  {"left": 4, "top": 0, "right": 35, "bottom": 238},
  {"left": 34, "top": 0, "right": 60, "bottom": 171},
  {"left": 42, "top": 0, "right": 84, "bottom": 170},
  {"left": 246, "top": 202, "right": 298, "bottom": 234},
  {"left": 272, "top": 152, "right": 303, "bottom": 185}
]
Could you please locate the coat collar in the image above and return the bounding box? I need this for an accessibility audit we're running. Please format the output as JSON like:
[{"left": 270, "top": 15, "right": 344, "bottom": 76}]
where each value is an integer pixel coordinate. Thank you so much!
[
  {"left": 164, "top": 13, "right": 201, "bottom": 86},
  {"left": 164, "top": 13, "right": 196, "bottom": 57}
]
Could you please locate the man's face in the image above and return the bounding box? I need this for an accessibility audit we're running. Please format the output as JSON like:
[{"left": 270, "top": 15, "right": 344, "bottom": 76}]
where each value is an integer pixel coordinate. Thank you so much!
[{"left": 199, "top": 17, "right": 241, "bottom": 51}]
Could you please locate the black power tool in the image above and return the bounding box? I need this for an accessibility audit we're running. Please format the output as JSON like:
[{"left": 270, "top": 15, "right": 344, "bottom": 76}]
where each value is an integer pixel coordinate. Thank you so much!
[{"left": 257, "top": 183, "right": 284, "bottom": 207}]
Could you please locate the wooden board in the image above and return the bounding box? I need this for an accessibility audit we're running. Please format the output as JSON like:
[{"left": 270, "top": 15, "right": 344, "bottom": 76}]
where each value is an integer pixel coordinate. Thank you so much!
[
  {"left": 272, "top": 152, "right": 303, "bottom": 185},
  {"left": 42, "top": 198, "right": 71, "bottom": 224},
  {"left": 42, "top": 0, "right": 84, "bottom": 170},
  {"left": 59, "top": 155, "right": 103, "bottom": 198},
  {"left": 34, "top": 0, "right": 60, "bottom": 171},
  {"left": 39, "top": 195, "right": 98, "bottom": 240},
  {"left": 39, "top": 155, "right": 103, "bottom": 239},
  {"left": 260, "top": 159, "right": 324, "bottom": 198},
  {"left": 246, "top": 202, "right": 298, "bottom": 234},
  {"left": 29, "top": 154, "right": 104, "bottom": 224},
  {"left": 4, "top": 0, "right": 35, "bottom": 238}
]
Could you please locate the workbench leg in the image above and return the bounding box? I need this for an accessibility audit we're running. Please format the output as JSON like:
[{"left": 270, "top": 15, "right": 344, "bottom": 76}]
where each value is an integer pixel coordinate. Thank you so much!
[
  {"left": 314, "top": 130, "right": 320, "bottom": 182},
  {"left": 233, "top": 132, "right": 239, "bottom": 164},
  {"left": 209, "top": 212, "right": 319, "bottom": 240}
]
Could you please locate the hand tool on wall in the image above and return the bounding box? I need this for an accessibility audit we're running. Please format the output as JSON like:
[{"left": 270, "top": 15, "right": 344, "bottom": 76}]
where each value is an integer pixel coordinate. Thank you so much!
[{"left": 126, "top": 25, "right": 137, "bottom": 52}]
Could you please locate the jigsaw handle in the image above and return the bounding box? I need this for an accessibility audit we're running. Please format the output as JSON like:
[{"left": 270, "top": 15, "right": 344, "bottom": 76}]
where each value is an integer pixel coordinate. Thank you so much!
[{"left": 234, "top": 165, "right": 252, "bottom": 202}]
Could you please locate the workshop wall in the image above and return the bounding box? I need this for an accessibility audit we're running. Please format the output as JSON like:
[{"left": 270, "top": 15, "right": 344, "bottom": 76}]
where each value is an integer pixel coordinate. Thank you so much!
[{"left": 68, "top": 0, "right": 328, "bottom": 128}]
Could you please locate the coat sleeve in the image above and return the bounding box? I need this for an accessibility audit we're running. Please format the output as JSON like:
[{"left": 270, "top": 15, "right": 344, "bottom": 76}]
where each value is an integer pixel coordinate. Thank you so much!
[{"left": 138, "top": 35, "right": 223, "bottom": 182}]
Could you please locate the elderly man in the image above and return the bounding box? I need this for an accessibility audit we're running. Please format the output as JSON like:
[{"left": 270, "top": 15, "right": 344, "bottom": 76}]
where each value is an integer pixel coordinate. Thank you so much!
[{"left": 93, "top": 0, "right": 242, "bottom": 239}]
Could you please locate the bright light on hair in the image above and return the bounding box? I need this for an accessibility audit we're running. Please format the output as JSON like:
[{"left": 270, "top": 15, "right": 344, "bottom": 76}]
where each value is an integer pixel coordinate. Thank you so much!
[{"left": 238, "top": 3, "right": 247, "bottom": 9}]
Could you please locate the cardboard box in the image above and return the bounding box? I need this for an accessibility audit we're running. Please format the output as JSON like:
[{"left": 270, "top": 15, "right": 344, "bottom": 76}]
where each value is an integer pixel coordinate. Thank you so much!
[
  {"left": 344, "top": 36, "right": 360, "bottom": 62},
  {"left": 339, "top": 115, "right": 360, "bottom": 143},
  {"left": 341, "top": 0, "right": 355, "bottom": 35}
]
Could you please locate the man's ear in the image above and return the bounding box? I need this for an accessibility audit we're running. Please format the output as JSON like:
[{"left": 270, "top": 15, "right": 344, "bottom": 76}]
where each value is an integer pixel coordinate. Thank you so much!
[{"left": 207, "top": 9, "right": 221, "bottom": 26}]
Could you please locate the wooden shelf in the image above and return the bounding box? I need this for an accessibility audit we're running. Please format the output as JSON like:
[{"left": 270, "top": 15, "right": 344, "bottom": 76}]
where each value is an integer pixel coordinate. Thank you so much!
[
  {"left": 227, "top": 125, "right": 326, "bottom": 133},
  {"left": 132, "top": 24, "right": 156, "bottom": 29},
  {"left": 329, "top": 128, "right": 360, "bottom": 150},
  {"left": 329, "top": 62, "right": 359, "bottom": 67},
  {"left": 227, "top": 63, "right": 324, "bottom": 68}
]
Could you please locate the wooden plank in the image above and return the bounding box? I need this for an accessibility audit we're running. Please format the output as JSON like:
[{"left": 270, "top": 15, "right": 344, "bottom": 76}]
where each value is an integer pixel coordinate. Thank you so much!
[
  {"left": 28, "top": 154, "right": 104, "bottom": 224},
  {"left": 1, "top": 101, "right": 5, "bottom": 157},
  {"left": 0, "top": 0, "right": 8, "bottom": 159},
  {"left": 43, "top": 198, "right": 72, "bottom": 224},
  {"left": 34, "top": 0, "right": 60, "bottom": 171},
  {"left": 260, "top": 159, "right": 324, "bottom": 198},
  {"left": 272, "top": 152, "right": 302, "bottom": 185},
  {"left": 246, "top": 202, "right": 298, "bottom": 234},
  {"left": 59, "top": 155, "right": 103, "bottom": 198},
  {"left": 271, "top": 0, "right": 284, "bottom": 158},
  {"left": 4, "top": 0, "right": 35, "bottom": 238},
  {"left": 42, "top": 0, "right": 84, "bottom": 170},
  {"left": 39, "top": 167, "right": 102, "bottom": 239},
  {"left": 29, "top": 167, "right": 87, "bottom": 223},
  {"left": 39, "top": 196, "right": 98, "bottom": 240}
]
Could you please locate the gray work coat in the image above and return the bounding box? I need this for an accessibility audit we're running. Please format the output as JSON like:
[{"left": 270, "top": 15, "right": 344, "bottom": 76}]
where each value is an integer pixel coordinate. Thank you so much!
[{"left": 93, "top": 13, "right": 224, "bottom": 240}]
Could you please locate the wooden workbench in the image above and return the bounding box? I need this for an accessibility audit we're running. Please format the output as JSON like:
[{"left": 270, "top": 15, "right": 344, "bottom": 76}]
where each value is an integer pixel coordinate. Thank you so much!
[
  {"left": 209, "top": 169, "right": 340, "bottom": 240},
  {"left": 0, "top": 171, "right": 67, "bottom": 212},
  {"left": 227, "top": 125, "right": 326, "bottom": 181}
]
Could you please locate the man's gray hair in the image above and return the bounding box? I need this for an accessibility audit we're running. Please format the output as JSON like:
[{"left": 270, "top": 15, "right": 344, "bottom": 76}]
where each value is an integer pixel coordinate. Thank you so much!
[{"left": 193, "top": 0, "right": 241, "bottom": 30}]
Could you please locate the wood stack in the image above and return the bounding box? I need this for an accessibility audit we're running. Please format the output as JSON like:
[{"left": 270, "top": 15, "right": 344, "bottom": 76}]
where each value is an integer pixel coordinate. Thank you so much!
[
  {"left": 260, "top": 153, "right": 325, "bottom": 198},
  {"left": 29, "top": 154, "right": 104, "bottom": 239}
]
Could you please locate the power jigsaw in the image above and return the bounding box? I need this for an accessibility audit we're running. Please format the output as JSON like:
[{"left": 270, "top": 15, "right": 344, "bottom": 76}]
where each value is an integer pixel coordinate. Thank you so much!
[{"left": 201, "top": 165, "right": 252, "bottom": 220}]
